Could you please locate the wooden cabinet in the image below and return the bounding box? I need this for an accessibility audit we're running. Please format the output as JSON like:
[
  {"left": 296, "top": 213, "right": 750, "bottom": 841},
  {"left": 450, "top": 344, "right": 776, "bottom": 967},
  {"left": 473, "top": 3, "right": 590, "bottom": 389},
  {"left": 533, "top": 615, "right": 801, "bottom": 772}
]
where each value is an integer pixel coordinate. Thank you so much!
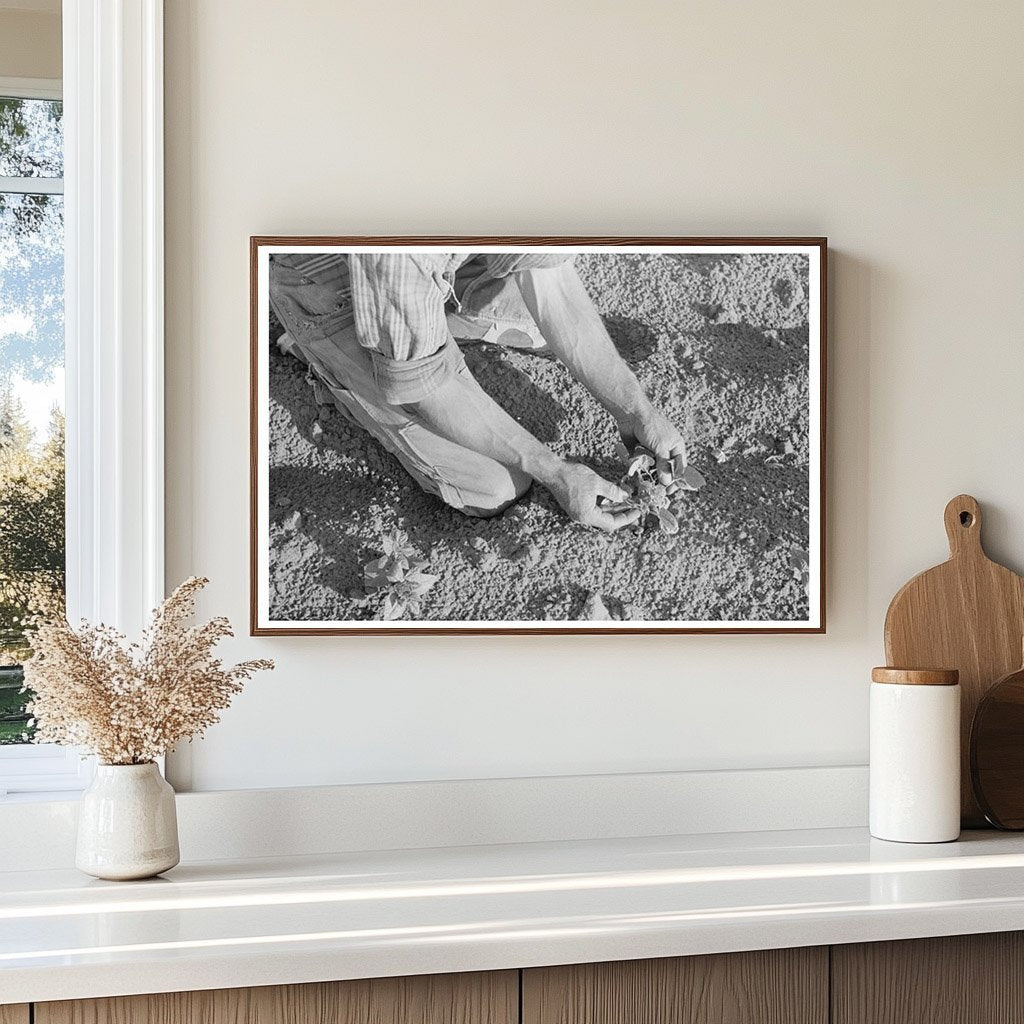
[
  {"left": 12, "top": 933, "right": 1024, "bottom": 1024},
  {"left": 832, "top": 932, "right": 1024, "bottom": 1024},
  {"left": 522, "top": 948, "right": 828, "bottom": 1024},
  {"left": 34, "top": 972, "right": 517, "bottom": 1024}
]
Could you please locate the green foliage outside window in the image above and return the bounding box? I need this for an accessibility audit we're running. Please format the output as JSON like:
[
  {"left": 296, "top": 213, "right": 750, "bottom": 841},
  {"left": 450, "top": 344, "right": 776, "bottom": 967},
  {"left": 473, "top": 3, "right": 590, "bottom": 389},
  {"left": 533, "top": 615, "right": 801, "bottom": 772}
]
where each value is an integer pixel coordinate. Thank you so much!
[{"left": 0, "top": 95, "right": 65, "bottom": 743}]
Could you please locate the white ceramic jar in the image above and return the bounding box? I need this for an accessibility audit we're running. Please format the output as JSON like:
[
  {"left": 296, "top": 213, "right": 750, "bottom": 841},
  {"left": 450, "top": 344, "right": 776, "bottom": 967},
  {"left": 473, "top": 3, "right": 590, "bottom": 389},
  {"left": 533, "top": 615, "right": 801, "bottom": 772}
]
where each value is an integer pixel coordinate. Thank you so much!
[
  {"left": 76, "top": 762, "right": 180, "bottom": 880},
  {"left": 870, "top": 667, "right": 961, "bottom": 843}
]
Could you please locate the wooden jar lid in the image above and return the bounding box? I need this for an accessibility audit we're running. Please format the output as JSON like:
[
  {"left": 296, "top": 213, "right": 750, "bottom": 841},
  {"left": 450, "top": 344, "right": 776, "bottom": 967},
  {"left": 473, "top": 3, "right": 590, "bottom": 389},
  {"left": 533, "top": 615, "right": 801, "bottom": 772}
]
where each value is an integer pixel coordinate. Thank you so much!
[{"left": 871, "top": 667, "right": 960, "bottom": 686}]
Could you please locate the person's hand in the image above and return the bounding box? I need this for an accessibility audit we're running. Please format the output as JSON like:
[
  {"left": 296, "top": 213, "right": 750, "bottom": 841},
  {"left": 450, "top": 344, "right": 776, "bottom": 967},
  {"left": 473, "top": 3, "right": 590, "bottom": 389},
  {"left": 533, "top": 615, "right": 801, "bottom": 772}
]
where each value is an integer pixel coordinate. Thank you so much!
[
  {"left": 619, "top": 407, "right": 688, "bottom": 490},
  {"left": 542, "top": 461, "right": 641, "bottom": 533}
]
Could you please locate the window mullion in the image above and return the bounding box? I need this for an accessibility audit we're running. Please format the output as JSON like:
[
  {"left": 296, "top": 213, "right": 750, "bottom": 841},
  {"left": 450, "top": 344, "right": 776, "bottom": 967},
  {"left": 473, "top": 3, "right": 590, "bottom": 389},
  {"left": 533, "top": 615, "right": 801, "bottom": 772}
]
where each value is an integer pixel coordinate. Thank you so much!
[{"left": 0, "top": 175, "right": 65, "bottom": 195}]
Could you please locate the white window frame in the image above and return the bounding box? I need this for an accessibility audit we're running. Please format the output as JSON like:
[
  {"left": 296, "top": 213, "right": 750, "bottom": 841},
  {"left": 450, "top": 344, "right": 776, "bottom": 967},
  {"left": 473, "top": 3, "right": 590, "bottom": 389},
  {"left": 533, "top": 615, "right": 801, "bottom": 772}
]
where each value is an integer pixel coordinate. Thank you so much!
[{"left": 0, "top": 0, "right": 164, "bottom": 798}]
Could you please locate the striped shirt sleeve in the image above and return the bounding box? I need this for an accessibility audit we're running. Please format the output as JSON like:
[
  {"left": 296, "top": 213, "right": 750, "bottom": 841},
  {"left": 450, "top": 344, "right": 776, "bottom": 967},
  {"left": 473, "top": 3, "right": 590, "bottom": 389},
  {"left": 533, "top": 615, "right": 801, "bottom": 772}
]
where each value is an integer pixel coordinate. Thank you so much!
[{"left": 484, "top": 253, "right": 575, "bottom": 278}]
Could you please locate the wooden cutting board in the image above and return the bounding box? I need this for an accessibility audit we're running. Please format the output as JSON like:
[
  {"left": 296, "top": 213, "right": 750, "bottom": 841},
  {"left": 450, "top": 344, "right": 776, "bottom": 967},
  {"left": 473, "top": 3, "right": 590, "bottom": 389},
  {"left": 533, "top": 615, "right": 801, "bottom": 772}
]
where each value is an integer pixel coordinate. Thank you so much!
[{"left": 884, "top": 494, "right": 1024, "bottom": 826}]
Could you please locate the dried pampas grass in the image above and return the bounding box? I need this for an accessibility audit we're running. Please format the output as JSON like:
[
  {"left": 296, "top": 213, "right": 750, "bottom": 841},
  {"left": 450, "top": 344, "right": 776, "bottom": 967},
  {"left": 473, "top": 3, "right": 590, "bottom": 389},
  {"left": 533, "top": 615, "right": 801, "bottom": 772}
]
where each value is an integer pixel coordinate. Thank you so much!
[{"left": 23, "top": 577, "right": 273, "bottom": 765}]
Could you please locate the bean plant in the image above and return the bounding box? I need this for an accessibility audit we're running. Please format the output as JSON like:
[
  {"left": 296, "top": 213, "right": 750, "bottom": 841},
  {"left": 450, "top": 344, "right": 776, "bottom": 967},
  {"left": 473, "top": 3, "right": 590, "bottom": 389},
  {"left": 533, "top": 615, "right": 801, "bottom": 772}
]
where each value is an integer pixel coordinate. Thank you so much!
[
  {"left": 363, "top": 528, "right": 438, "bottom": 620},
  {"left": 600, "top": 444, "right": 705, "bottom": 535}
]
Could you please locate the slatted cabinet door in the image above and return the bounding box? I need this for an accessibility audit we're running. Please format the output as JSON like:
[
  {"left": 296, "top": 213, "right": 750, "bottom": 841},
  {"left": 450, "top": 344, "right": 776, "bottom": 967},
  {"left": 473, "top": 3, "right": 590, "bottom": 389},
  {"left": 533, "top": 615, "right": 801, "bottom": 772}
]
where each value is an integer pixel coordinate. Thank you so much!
[
  {"left": 522, "top": 948, "right": 829, "bottom": 1024},
  {"left": 832, "top": 933, "right": 1024, "bottom": 1024},
  {"left": 0, "top": 1007, "right": 29, "bottom": 1024},
  {"left": 35, "top": 971, "right": 518, "bottom": 1024}
]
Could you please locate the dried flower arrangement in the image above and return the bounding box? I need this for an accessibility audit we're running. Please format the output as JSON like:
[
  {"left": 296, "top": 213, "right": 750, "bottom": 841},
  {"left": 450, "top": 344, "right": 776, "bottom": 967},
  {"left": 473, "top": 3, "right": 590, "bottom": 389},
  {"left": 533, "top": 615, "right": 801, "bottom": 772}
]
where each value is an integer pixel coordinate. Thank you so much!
[{"left": 23, "top": 577, "right": 273, "bottom": 765}]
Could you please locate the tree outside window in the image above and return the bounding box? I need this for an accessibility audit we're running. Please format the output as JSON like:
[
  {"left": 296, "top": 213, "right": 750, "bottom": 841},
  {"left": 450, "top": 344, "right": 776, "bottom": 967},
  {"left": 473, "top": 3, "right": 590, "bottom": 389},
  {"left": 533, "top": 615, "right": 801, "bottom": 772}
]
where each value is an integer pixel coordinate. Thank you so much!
[{"left": 0, "top": 94, "right": 65, "bottom": 744}]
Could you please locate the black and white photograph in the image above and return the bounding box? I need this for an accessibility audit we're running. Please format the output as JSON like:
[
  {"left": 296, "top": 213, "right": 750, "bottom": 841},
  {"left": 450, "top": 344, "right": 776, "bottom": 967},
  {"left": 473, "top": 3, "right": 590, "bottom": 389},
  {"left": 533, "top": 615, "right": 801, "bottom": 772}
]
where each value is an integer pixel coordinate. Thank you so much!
[{"left": 251, "top": 238, "right": 825, "bottom": 634}]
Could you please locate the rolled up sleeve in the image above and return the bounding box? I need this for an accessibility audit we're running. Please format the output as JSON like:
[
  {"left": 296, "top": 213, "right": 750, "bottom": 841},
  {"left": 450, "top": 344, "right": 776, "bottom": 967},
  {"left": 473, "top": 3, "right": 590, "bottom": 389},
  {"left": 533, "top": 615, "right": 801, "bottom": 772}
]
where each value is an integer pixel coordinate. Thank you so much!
[
  {"left": 368, "top": 337, "right": 464, "bottom": 405},
  {"left": 349, "top": 253, "right": 458, "bottom": 403}
]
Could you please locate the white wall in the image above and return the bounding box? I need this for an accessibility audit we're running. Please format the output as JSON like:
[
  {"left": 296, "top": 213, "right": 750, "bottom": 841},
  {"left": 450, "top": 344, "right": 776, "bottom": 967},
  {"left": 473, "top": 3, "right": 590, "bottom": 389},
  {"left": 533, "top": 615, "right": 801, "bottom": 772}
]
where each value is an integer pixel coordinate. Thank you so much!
[{"left": 164, "top": 0, "right": 1024, "bottom": 792}]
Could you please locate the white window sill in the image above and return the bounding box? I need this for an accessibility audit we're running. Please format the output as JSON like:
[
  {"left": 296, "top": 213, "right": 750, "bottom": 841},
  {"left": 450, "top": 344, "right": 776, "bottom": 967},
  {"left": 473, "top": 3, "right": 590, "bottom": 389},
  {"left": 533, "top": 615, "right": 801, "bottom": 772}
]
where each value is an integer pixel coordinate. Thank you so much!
[
  {"left": 0, "top": 789, "right": 86, "bottom": 804},
  {"left": 0, "top": 746, "right": 94, "bottom": 801}
]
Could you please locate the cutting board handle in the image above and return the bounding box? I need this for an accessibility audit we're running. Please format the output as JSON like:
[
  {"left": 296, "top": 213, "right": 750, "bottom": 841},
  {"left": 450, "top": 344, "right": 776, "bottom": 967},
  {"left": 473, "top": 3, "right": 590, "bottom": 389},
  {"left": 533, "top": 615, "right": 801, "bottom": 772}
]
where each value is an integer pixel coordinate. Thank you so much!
[{"left": 944, "top": 494, "right": 983, "bottom": 558}]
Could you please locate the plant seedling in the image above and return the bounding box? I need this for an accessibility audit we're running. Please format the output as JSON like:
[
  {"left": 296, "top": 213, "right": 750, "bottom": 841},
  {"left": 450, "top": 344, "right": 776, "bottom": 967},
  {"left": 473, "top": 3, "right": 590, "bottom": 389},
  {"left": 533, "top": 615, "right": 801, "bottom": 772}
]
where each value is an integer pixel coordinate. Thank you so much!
[
  {"left": 363, "top": 528, "right": 439, "bottom": 620},
  {"left": 602, "top": 444, "right": 706, "bottom": 535},
  {"left": 788, "top": 547, "right": 810, "bottom": 585},
  {"left": 711, "top": 434, "right": 739, "bottom": 464}
]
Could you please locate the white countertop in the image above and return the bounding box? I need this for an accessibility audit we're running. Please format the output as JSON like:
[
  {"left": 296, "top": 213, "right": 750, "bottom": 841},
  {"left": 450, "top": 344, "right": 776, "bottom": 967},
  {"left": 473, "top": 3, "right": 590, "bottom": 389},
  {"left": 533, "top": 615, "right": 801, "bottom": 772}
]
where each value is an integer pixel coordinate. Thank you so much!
[{"left": 4, "top": 826, "right": 1024, "bottom": 1004}]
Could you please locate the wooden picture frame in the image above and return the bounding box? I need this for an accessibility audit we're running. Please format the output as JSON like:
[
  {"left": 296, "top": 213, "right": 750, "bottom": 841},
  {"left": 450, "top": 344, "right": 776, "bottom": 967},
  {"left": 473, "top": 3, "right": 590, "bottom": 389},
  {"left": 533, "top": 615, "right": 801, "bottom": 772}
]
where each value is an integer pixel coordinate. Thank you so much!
[{"left": 251, "top": 237, "right": 827, "bottom": 635}]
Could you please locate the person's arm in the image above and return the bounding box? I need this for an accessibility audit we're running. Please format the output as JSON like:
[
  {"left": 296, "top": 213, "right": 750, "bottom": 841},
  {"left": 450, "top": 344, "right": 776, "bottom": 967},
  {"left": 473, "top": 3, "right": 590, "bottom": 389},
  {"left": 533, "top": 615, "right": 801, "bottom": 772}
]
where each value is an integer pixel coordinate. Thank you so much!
[
  {"left": 517, "top": 262, "right": 687, "bottom": 487},
  {"left": 348, "top": 254, "right": 637, "bottom": 531},
  {"left": 408, "top": 372, "right": 640, "bottom": 533}
]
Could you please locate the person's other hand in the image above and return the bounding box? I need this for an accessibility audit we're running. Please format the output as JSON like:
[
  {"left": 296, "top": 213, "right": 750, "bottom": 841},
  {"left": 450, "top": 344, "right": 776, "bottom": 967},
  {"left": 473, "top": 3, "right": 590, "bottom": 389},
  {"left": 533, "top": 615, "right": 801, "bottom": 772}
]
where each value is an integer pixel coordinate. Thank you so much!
[
  {"left": 620, "top": 408, "right": 688, "bottom": 490},
  {"left": 544, "top": 462, "right": 641, "bottom": 533}
]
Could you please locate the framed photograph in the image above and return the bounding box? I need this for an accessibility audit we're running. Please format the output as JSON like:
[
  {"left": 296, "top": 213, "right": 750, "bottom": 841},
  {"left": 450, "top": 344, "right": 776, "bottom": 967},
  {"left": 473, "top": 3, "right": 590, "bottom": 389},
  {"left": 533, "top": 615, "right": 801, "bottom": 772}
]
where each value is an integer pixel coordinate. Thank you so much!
[{"left": 250, "top": 237, "right": 826, "bottom": 635}]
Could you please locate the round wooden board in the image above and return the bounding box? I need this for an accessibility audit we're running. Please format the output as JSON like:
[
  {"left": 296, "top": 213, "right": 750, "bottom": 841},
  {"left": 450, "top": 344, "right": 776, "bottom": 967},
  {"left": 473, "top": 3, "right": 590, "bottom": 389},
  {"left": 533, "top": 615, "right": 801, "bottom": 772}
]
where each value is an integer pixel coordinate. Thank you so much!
[{"left": 971, "top": 663, "right": 1024, "bottom": 829}]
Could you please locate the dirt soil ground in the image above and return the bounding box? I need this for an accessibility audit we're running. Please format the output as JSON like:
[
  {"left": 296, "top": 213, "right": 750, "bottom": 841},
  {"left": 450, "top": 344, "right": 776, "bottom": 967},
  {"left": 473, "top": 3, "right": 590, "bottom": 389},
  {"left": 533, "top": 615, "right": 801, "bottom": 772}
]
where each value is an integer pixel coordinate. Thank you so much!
[{"left": 267, "top": 253, "right": 812, "bottom": 623}]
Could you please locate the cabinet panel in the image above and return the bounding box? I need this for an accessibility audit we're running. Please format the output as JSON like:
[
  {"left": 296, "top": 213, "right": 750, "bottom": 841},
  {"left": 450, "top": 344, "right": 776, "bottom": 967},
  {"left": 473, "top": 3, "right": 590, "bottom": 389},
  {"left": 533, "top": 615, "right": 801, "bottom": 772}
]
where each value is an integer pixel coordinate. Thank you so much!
[
  {"left": 832, "top": 932, "right": 1024, "bottom": 1024},
  {"left": 0, "top": 1007, "right": 29, "bottom": 1024},
  {"left": 36, "top": 971, "right": 517, "bottom": 1024},
  {"left": 522, "top": 948, "right": 828, "bottom": 1024}
]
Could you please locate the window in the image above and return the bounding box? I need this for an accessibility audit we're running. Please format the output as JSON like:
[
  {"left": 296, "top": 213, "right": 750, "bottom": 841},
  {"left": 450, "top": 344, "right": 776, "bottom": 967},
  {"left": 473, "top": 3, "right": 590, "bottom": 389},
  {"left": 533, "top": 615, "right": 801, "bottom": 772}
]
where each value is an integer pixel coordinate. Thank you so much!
[
  {"left": 1, "top": 5, "right": 166, "bottom": 798},
  {"left": 0, "top": 79, "right": 82, "bottom": 795},
  {"left": 0, "top": 86, "right": 64, "bottom": 737}
]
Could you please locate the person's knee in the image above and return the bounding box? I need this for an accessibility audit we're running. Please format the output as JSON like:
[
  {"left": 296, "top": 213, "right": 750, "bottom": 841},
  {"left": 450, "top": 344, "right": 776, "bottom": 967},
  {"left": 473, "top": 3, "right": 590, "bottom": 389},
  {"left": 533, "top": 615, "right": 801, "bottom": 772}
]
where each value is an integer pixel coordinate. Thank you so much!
[{"left": 461, "top": 464, "right": 531, "bottom": 518}]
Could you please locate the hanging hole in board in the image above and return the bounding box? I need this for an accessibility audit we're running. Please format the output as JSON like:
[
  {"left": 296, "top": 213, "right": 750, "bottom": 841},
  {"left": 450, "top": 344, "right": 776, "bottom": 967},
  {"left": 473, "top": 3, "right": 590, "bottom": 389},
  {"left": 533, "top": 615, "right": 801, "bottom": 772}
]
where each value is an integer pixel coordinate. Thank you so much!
[{"left": 960, "top": 511, "right": 974, "bottom": 527}]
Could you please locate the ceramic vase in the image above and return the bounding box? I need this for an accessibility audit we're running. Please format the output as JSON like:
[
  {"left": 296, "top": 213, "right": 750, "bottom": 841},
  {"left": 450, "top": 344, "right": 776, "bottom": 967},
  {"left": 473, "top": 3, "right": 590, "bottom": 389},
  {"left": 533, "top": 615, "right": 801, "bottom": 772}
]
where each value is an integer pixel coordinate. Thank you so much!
[{"left": 76, "top": 762, "right": 180, "bottom": 880}]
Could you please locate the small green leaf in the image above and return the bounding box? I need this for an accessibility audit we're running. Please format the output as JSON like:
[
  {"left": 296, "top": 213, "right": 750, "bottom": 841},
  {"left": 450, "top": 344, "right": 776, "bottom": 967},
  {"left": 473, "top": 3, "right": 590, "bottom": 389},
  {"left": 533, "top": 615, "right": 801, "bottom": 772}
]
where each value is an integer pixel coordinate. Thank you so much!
[
  {"left": 406, "top": 573, "right": 440, "bottom": 597},
  {"left": 383, "top": 556, "right": 406, "bottom": 582},
  {"left": 656, "top": 508, "right": 679, "bottom": 534},
  {"left": 677, "top": 465, "right": 706, "bottom": 491},
  {"left": 628, "top": 453, "right": 655, "bottom": 476},
  {"left": 363, "top": 556, "right": 390, "bottom": 592}
]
